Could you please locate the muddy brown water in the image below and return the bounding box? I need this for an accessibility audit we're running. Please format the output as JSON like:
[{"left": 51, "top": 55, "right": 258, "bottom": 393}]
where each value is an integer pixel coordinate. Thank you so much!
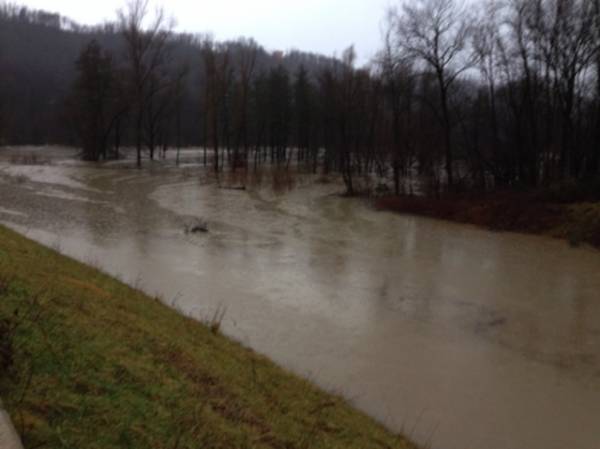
[{"left": 1, "top": 146, "right": 600, "bottom": 449}]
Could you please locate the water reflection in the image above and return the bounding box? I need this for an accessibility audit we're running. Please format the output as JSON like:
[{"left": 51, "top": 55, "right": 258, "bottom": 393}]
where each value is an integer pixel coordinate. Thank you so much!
[{"left": 1, "top": 147, "right": 600, "bottom": 449}]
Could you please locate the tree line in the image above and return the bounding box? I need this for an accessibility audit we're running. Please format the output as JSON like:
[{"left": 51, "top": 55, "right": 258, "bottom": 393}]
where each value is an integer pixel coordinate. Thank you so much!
[
  {"left": 2, "top": 0, "right": 600, "bottom": 195},
  {"left": 0, "top": 1, "right": 333, "bottom": 156}
]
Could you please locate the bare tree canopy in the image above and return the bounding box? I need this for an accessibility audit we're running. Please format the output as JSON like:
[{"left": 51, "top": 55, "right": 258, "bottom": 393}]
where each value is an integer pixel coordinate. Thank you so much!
[{"left": 388, "top": 0, "right": 475, "bottom": 188}]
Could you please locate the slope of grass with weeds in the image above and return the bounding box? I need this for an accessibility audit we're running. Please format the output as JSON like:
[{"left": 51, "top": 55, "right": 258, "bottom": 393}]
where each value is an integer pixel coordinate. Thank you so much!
[{"left": 0, "top": 225, "right": 416, "bottom": 449}]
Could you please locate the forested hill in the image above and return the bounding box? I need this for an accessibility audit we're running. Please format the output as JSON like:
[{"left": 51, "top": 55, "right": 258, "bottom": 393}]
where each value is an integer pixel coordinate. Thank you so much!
[{"left": 0, "top": 4, "right": 335, "bottom": 146}]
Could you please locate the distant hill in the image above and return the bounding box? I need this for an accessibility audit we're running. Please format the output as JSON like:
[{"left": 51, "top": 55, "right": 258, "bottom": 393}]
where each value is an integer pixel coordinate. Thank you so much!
[{"left": 0, "top": 3, "right": 337, "bottom": 146}]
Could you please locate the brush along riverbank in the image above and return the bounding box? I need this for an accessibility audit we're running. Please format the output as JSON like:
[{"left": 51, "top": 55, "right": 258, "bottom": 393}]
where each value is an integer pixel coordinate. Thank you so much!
[
  {"left": 0, "top": 225, "right": 417, "bottom": 449},
  {"left": 375, "top": 191, "right": 600, "bottom": 249}
]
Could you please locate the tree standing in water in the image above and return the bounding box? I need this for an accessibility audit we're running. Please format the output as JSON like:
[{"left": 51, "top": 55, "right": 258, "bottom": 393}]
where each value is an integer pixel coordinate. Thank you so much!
[
  {"left": 118, "top": 0, "right": 172, "bottom": 168},
  {"left": 391, "top": 0, "right": 473, "bottom": 189},
  {"left": 71, "top": 40, "right": 116, "bottom": 161}
]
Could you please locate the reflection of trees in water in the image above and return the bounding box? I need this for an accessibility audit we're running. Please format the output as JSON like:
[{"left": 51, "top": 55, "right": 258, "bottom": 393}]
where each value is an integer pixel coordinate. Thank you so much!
[{"left": 5, "top": 156, "right": 600, "bottom": 382}]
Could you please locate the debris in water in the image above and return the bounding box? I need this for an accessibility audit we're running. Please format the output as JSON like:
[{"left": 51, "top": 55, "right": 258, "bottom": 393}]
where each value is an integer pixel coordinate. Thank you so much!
[{"left": 185, "top": 220, "right": 209, "bottom": 234}]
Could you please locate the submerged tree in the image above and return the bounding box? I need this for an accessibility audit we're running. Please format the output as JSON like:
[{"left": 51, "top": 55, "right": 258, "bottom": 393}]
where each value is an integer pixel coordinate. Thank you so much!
[
  {"left": 293, "top": 65, "right": 316, "bottom": 169},
  {"left": 70, "top": 40, "right": 117, "bottom": 161},
  {"left": 267, "top": 65, "right": 292, "bottom": 166},
  {"left": 231, "top": 38, "right": 259, "bottom": 169},
  {"left": 391, "top": 0, "right": 474, "bottom": 189},
  {"left": 378, "top": 12, "right": 417, "bottom": 194},
  {"left": 118, "top": 0, "right": 173, "bottom": 167},
  {"left": 202, "top": 39, "right": 234, "bottom": 173}
]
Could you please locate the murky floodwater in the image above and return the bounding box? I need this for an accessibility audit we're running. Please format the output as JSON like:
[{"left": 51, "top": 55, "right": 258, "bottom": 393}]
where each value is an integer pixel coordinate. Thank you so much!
[{"left": 1, "top": 146, "right": 600, "bottom": 449}]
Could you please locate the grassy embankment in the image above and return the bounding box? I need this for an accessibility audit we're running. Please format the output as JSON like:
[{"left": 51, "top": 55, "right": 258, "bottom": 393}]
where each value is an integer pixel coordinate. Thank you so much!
[
  {"left": 0, "top": 225, "right": 416, "bottom": 449},
  {"left": 375, "top": 184, "right": 600, "bottom": 248}
]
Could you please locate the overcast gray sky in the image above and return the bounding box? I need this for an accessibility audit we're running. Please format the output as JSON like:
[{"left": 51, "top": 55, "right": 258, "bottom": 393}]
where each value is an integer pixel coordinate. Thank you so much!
[{"left": 18, "top": 0, "right": 393, "bottom": 65}]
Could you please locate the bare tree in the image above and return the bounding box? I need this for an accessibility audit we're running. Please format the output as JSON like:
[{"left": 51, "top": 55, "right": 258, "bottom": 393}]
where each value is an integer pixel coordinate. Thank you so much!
[
  {"left": 201, "top": 39, "right": 233, "bottom": 173},
  {"left": 70, "top": 40, "right": 116, "bottom": 161},
  {"left": 118, "top": 0, "right": 173, "bottom": 167},
  {"left": 592, "top": 0, "right": 600, "bottom": 177},
  {"left": 232, "top": 39, "right": 259, "bottom": 170},
  {"left": 341, "top": 47, "right": 356, "bottom": 193},
  {"left": 391, "top": 0, "right": 474, "bottom": 189},
  {"left": 531, "top": 0, "right": 598, "bottom": 178},
  {"left": 472, "top": 0, "right": 506, "bottom": 185},
  {"left": 379, "top": 11, "right": 417, "bottom": 194}
]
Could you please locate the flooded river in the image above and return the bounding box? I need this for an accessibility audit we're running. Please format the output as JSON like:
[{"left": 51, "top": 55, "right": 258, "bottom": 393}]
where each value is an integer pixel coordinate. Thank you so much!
[{"left": 1, "top": 146, "right": 600, "bottom": 449}]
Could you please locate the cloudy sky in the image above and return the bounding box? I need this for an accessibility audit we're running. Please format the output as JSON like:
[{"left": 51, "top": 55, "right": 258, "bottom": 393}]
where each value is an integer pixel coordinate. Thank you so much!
[{"left": 18, "top": 0, "right": 394, "bottom": 65}]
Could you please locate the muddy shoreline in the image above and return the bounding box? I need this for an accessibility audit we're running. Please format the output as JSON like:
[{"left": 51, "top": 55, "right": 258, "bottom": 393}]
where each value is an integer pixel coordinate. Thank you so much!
[{"left": 374, "top": 192, "right": 600, "bottom": 249}]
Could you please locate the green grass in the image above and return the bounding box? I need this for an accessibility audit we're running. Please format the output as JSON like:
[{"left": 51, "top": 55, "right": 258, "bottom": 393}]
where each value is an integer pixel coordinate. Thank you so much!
[{"left": 0, "top": 225, "right": 416, "bottom": 449}]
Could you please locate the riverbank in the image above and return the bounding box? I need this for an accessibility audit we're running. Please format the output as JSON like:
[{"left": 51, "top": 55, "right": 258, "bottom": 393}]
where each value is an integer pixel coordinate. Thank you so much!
[
  {"left": 374, "top": 191, "right": 600, "bottom": 249},
  {"left": 0, "top": 225, "right": 416, "bottom": 449}
]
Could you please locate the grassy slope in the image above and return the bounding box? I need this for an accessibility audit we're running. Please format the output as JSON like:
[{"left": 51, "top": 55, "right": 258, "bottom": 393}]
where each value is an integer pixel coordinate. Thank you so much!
[{"left": 0, "top": 225, "right": 416, "bottom": 449}]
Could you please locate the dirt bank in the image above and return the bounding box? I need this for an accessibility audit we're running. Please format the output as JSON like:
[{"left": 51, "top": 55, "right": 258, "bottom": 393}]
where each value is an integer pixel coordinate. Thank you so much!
[{"left": 375, "top": 192, "right": 600, "bottom": 248}]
